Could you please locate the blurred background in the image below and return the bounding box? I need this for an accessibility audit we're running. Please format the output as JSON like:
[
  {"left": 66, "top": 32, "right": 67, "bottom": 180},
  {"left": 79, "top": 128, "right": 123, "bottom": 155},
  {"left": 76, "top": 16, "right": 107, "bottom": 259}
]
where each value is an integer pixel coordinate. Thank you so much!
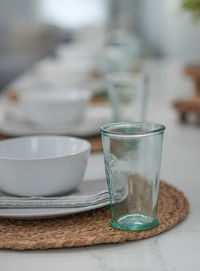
[
  {"left": 1, "top": 0, "right": 200, "bottom": 89},
  {"left": 0, "top": 0, "right": 199, "bottom": 136},
  {"left": 0, "top": 0, "right": 105, "bottom": 89}
]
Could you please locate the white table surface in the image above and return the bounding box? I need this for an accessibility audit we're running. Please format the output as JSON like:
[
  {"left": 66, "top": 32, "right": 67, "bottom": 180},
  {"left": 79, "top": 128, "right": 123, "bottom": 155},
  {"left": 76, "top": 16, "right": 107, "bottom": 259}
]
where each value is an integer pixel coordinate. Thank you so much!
[{"left": 1, "top": 59, "right": 200, "bottom": 271}]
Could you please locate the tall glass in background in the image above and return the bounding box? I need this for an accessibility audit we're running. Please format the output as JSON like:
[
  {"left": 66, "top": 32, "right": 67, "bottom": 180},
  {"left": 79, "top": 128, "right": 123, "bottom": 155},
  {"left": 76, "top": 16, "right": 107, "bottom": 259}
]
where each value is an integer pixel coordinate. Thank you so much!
[
  {"left": 106, "top": 72, "right": 148, "bottom": 122},
  {"left": 101, "top": 122, "right": 165, "bottom": 231},
  {"left": 103, "top": 0, "right": 145, "bottom": 74}
]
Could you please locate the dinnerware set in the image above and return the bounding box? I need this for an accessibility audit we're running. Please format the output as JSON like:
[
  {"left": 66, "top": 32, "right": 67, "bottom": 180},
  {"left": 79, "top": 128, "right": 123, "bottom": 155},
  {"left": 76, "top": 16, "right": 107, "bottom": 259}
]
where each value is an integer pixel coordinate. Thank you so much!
[
  {"left": 19, "top": 89, "right": 91, "bottom": 124},
  {"left": 0, "top": 120, "right": 165, "bottom": 232},
  {"left": 0, "top": 90, "right": 110, "bottom": 136},
  {"left": 0, "top": 61, "right": 166, "bottom": 231}
]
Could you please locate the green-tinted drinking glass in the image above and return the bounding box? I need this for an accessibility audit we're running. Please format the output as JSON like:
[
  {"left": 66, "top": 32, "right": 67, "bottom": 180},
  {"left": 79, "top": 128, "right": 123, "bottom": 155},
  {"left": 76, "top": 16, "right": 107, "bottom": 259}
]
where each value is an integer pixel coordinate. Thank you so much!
[
  {"left": 106, "top": 72, "right": 148, "bottom": 122},
  {"left": 100, "top": 122, "right": 165, "bottom": 231}
]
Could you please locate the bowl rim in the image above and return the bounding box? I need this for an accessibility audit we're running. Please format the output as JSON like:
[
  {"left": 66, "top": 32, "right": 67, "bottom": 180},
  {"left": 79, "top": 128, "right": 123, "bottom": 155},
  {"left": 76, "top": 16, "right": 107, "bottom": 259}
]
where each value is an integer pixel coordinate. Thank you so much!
[
  {"left": 0, "top": 135, "right": 91, "bottom": 161},
  {"left": 19, "top": 89, "right": 92, "bottom": 104}
]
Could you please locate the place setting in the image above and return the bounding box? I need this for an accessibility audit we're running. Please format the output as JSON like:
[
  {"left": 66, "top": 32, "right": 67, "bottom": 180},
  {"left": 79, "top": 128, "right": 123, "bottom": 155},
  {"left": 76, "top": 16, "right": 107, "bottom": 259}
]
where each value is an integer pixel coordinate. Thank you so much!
[
  {"left": 0, "top": 88, "right": 111, "bottom": 137},
  {"left": 0, "top": 23, "right": 190, "bottom": 250},
  {"left": 0, "top": 65, "right": 189, "bottom": 251},
  {"left": 0, "top": 120, "right": 189, "bottom": 250},
  {"left": 0, "top": 135, "right": 109, "bottom": 219},
  {"left": 1, "top": 1, "right": 200, "bottom": 270}
]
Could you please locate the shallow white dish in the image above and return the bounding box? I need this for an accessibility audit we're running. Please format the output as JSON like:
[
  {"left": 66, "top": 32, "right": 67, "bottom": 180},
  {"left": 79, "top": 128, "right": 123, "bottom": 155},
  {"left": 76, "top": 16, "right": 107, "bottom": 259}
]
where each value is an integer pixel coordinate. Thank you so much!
[
  {"left": 0, "top": 136, "right": 90, "bottom": 197},
  {"left": 0, "top": 179, "right": 109, "bottom": 219},
  {"left": 19, "top": 89, "right": 91, "bottom": 124},
  {"left": 0, "top": 101, "right": 111, "bottom": 137},
  {"left": 0, "top": 202, "right": 109, "bottom": 219}
]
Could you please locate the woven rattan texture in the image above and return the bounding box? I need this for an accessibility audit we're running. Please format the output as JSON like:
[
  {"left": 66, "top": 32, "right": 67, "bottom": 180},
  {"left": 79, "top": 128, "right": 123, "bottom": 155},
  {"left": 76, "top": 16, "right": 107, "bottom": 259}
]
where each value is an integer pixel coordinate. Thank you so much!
[
  {"left": 0, "top": 181, "right": 189, "bottom": 250},
  {"left": 86, "top": 135, "right": 102, "bottom": 152}
]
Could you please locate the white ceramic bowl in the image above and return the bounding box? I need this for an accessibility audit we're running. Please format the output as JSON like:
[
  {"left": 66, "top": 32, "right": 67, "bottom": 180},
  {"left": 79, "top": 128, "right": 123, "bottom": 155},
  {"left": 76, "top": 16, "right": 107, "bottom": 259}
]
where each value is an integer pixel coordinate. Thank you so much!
[
  {"left": 36, "top": 59, "right": 92, "bottom": 87},
  {"left": 19, "top": 89, "right": 91, "bottom": 124},
  {"left": 0, "top": 136, "right": 90, "bottom": 196}
]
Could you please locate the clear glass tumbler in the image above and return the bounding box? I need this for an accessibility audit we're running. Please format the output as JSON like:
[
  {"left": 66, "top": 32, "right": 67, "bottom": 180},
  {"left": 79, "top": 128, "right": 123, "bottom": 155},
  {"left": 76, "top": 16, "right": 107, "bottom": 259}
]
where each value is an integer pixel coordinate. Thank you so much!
[
  {"left": 100, "top": 122, "right": 165, "bottom": 231},
  {"left": 106, "top": 72, "right": 148, "bottom": 122}
]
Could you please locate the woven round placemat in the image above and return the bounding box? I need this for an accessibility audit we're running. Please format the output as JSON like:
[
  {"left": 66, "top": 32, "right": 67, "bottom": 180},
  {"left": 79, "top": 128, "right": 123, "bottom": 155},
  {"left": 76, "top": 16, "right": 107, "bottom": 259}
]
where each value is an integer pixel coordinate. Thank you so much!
[
  {"left": 0, "top": 181, "right": 189, "bottom": 250},
  {"left": 85, "top": 135, "right": 102, "bottom": 152}
]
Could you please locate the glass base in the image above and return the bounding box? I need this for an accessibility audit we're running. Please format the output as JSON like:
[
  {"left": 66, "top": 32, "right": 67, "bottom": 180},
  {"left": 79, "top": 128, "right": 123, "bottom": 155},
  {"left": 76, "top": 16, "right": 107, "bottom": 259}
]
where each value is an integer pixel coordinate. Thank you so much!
[{"left": 111, "top": 214, "right": 158, "bottom": 231}]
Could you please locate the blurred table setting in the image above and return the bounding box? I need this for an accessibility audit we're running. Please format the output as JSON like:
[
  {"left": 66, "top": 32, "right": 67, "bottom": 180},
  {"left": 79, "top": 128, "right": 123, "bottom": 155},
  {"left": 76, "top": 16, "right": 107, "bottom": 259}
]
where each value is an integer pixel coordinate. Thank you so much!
[
  {"left": 0, "top": 31, "right": 114, "bottom": 151},
  {"left": 0, "top": 0, "right": 200, "bottom": 270},
  {"left": 0, "top": 52, "right": 199, "bottom": 269}
]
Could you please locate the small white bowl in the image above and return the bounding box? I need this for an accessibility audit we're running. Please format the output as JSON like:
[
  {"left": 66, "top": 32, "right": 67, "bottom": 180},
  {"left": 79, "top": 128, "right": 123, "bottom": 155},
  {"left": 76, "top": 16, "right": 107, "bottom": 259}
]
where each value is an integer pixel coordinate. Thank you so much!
[
  {"left": 19, "top": 89, "right": 91, "bottom": 124},
  {"left": 0, "top": 136, "right": 90, "bottom": 196}
]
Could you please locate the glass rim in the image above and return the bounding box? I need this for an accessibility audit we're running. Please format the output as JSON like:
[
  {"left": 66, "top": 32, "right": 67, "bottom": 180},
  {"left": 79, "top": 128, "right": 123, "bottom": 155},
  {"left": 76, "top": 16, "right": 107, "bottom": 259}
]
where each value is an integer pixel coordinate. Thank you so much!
[
  {"left": 105, "top": 71, "right": 147, "bottom": 84},
  {"left": 100, "top": 122, "right": 166, "bottom": 138}
]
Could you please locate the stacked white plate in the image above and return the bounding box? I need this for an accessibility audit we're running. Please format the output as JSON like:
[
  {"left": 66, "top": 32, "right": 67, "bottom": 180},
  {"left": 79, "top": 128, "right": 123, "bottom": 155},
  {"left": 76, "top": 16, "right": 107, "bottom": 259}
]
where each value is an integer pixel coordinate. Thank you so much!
[{"left": 0, "top": 179, "right": 109, "bottom": 219}]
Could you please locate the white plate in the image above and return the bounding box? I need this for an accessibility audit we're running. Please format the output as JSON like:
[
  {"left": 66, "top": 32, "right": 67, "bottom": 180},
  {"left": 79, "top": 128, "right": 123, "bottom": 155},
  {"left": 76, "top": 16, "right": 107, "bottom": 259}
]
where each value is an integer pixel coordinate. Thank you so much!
[
  {"left": 0, "top": 201, "right": 109, "bottom": 219},
  {"left": 0, "top": 179, "right": 110, "bottom": 219},
  {"left": 0, "top": 100, "right": 111, "bottom": 137}
]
